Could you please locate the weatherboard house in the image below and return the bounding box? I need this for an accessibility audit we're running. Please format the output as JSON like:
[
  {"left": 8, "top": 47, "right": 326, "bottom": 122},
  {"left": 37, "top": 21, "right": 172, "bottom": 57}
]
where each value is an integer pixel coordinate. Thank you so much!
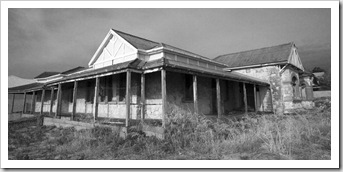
[{"left": 9, "top": 29, "right": 314, "bottom": 129}]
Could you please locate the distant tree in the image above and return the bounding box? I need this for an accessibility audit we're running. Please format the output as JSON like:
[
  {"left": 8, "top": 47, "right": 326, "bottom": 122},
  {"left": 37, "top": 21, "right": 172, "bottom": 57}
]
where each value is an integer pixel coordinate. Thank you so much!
[
  {"left": 312, "top": 67, "right": 326, "bottom": 73},
  {"left": 317, "top": 72, "right": 331, "bottom": 90}
]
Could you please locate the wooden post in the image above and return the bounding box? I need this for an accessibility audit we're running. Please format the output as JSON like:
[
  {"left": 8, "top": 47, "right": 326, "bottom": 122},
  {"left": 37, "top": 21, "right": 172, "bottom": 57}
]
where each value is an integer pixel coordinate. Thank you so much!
[
  {"left": 72, "top": 81, "right": 78, "bottom": 121},
  {"left": 141, "top": 73, "right": 145, "bottom": 123},
  {"left": 193, "top": 75, "right": 198, "bottom": 114},
  {"left": 260, "top": 87, "right": 264, "bottom": 111},
  {"left": 31, "top": 91, "right": 35, "bottom": 114},
  {"left": 40, "top": 89, "right": 45, "bottom": 115},
  {"left": 93, "top": 77, "right": 100, "bottom": 123},
  {"left": 243, "top": 83, "right": 248, "bottom": 114},
  {"left": 49, "top": 88, "right": 54, "bottom": 116},
  {"left": 125, "top": 71, "right": 131, "bottom": 127},
  {"left": 216, "top": 78, "right": 222, "bottom": 118},
  {"left": 161, "top": 69, "right": 167, "bottom": 127},
  {"left": 22, "top": 92, "right": 27, "bottom": 114},
  {"left": 10, "top": 93, "right": 15, "bottom": 114},
  {"left": 254, "top": 84, "right": 258, "bottom": 112},
  {"left": 37, "top": 89, "right": 45, "bottom": 127},
  {"left": 55, "top": 84, "right": 62, "bottom": 118}
]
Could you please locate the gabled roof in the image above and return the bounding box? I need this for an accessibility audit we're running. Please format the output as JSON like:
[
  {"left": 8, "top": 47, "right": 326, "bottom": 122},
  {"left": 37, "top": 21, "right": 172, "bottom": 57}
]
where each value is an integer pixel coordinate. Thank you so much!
[
  {"left": 112, "top": 30, "right": 226, "bottom": 66},
  {"left": 214, "top": 42, "right": 294, "bottom": 69},
  {"left": 34, "top": 72, "right": 60, "bottom": 79},
  {"left": 113, "top": 29, "right": 161, "bottom": 50},
  {"left": 90, "top": 29, "right": 225, "bottom": 67}
]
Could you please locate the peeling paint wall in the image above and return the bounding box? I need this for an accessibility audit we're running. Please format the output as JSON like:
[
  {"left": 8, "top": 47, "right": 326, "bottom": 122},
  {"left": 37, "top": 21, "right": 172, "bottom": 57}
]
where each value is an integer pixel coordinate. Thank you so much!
[
  {"left": 235, "top": 65, "right": 314, "bottom": 114},
  {"left": 166, "top": 72, "right": 194, "bottom": 113},
  {"left": 145, "top": 72, "right": 162, "bottom": 119},
  {"left": 281, "top": 67, "right": 314, "bottom": 113},
  {"left": 198, "top": 76, "right": 214, "bottom": 115},
  {"left": 34, "top": 91, "right": 42, "bottom": 113},
  {"left": 269, "top": 67, "right": 283, "bottom": 114},
  {"left": 259, "top": 86, "right": 273, "bottom": 112},
  {"left": 235, "top": 66, "right": 281, "bottom": 113},
  {"left": 60, "top": 83, "right": 74, "bottom": 114}
]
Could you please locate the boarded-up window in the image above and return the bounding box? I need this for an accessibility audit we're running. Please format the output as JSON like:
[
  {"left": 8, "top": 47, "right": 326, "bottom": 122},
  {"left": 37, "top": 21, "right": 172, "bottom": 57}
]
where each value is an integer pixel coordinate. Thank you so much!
[{"left": 184, "top": 74, "right": 193, "bottom": 101}]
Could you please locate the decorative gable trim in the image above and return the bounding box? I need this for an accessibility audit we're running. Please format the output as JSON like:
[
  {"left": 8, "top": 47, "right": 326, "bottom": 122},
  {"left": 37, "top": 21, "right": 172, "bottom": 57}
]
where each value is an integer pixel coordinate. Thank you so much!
[
  {"left": 287, "top": 44, "right": 304, "bottom": 71},
  {"left": 88, "top": 30, "right": 138, "bottom": 67}
]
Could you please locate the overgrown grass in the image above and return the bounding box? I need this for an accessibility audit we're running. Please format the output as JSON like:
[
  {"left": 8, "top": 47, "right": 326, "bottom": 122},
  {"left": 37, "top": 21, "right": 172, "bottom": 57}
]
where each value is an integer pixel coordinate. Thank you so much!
[{"left": 11, "top": 97, "right": 331, "bottom": 160}]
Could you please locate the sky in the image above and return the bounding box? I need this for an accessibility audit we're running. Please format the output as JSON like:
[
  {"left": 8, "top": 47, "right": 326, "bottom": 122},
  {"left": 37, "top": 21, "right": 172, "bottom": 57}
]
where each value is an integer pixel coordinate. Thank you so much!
[{"left": 8, "top": 8, "right": 331, "bottom": 79}]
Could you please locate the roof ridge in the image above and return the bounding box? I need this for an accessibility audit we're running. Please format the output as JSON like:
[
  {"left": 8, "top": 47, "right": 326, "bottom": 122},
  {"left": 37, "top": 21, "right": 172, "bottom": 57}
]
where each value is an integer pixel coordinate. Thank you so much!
[
  {"left": 215, "top": 42, "right": 294, "bottom": 59},
  {"left": 161, "top": 43, "right": 209, "bottom": 59},
  {"left": 112, "top": 29, "right": 159, "bottom": 45}
]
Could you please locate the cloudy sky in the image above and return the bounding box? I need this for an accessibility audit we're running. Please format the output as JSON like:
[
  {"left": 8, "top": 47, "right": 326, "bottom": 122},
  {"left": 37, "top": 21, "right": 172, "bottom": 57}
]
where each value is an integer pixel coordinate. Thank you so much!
[{"left": 8, "top": 8, "right": 331, "bottom": 79}]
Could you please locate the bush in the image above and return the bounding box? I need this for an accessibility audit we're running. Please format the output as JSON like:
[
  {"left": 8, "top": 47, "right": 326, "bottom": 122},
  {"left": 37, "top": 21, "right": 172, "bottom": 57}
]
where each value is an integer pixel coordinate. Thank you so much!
[{"left": 10, "top": 100, "right": 331, "bottom": 160}]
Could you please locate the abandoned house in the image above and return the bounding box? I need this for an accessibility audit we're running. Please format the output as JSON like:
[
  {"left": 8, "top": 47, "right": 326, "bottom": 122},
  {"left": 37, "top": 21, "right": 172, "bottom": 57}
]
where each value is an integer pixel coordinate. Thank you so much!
[
  {"left": 8, "top": 29, "right": 314, "bottom": 129},
  {"left": 214, "top": 42, "right": 314, "bottom": 114}
]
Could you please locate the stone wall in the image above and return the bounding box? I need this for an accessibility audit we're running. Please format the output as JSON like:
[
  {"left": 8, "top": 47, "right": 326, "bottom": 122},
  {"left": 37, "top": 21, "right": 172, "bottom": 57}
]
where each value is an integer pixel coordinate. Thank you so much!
[
  {"left": 280, "top": 67, "right": 314, "bottom": 113},
  {"left": 235, "top": 66, "right": 278, "bottom": 113},
  {"left": 236, "top": 65, "right": 315, "bottom": 113}
]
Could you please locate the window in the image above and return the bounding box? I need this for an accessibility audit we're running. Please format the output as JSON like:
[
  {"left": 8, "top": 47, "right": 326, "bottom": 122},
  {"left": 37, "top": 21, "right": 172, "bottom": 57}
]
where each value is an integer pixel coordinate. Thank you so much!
[
  {"left": 36, "top": 91, "right": 42, "bottom": 102},
  {"left": 99, "top": 76, "right": 113, "bottom": 103},
  {"left": 86, "top": 80, "right": 95, "bottom": 103},
  {"left": 68, "top": 89, "right": 73, "bottom": 103},
  {"left": 118, "top": 73, "right": 126, "bottom": 102},
  {"left": 184, "top": 74, "right": 193, "bottom": 101}
]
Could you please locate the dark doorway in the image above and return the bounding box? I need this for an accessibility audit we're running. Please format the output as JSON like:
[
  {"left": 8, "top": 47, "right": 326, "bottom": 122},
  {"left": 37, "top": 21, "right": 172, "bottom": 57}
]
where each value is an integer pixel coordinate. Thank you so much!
[{"left": 246, "top": 84, "right": 255, "bottom": 111}]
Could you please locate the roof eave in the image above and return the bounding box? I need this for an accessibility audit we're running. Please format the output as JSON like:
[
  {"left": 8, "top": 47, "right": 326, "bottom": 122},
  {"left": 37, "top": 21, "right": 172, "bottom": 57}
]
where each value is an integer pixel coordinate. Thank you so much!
[{"left": 223, "top": 61, "right": 288, "bottom": 71}]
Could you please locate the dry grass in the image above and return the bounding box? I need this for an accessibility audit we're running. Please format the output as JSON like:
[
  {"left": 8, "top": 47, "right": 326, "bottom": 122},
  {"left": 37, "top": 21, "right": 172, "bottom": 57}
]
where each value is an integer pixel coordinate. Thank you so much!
[{"left": 10, "top": 97, "right": 331, "bottom": 160}]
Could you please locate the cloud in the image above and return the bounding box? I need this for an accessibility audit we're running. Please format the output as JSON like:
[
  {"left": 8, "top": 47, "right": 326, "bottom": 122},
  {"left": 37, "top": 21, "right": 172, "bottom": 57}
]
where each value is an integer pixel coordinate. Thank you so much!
[{"left": 8, "top": 8, "right": 331, "bottom": 78}]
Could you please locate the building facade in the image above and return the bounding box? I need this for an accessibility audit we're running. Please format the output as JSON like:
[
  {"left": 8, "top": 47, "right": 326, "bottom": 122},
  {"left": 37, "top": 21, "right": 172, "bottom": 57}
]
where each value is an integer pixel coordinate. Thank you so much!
[
  {"left": 215, "top": 42, "right": 314, "bottom": 114},
  {"left": 9, "top": 29, "right": 313, "bottom": 128}
]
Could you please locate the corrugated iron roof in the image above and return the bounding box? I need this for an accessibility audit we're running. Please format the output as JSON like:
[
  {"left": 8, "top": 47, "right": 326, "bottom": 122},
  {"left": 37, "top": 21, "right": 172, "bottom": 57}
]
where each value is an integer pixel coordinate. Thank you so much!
[
  {"left": 47, "top": 59, "right": 145, "bottom": 84},
  {"left": 34, "top": 72, "right": 60, "bottom": 79},
  {"left": 60, "top": 66, "right": 86, "bottom": 75},
  {"left": 214, "top": 42, "right": 294, "bottom": 68},
  {"left": 112, "top": 29, "right": 225, "bottom": 66},
  {"left": 164, "top": 59, "right": 269, "bottom": 85},
  {"left": 8, "top": 82, "right": 44, "bottom": 93},
  {"left": 113, "top": 29, "right": 161, "bottom": 50}
]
